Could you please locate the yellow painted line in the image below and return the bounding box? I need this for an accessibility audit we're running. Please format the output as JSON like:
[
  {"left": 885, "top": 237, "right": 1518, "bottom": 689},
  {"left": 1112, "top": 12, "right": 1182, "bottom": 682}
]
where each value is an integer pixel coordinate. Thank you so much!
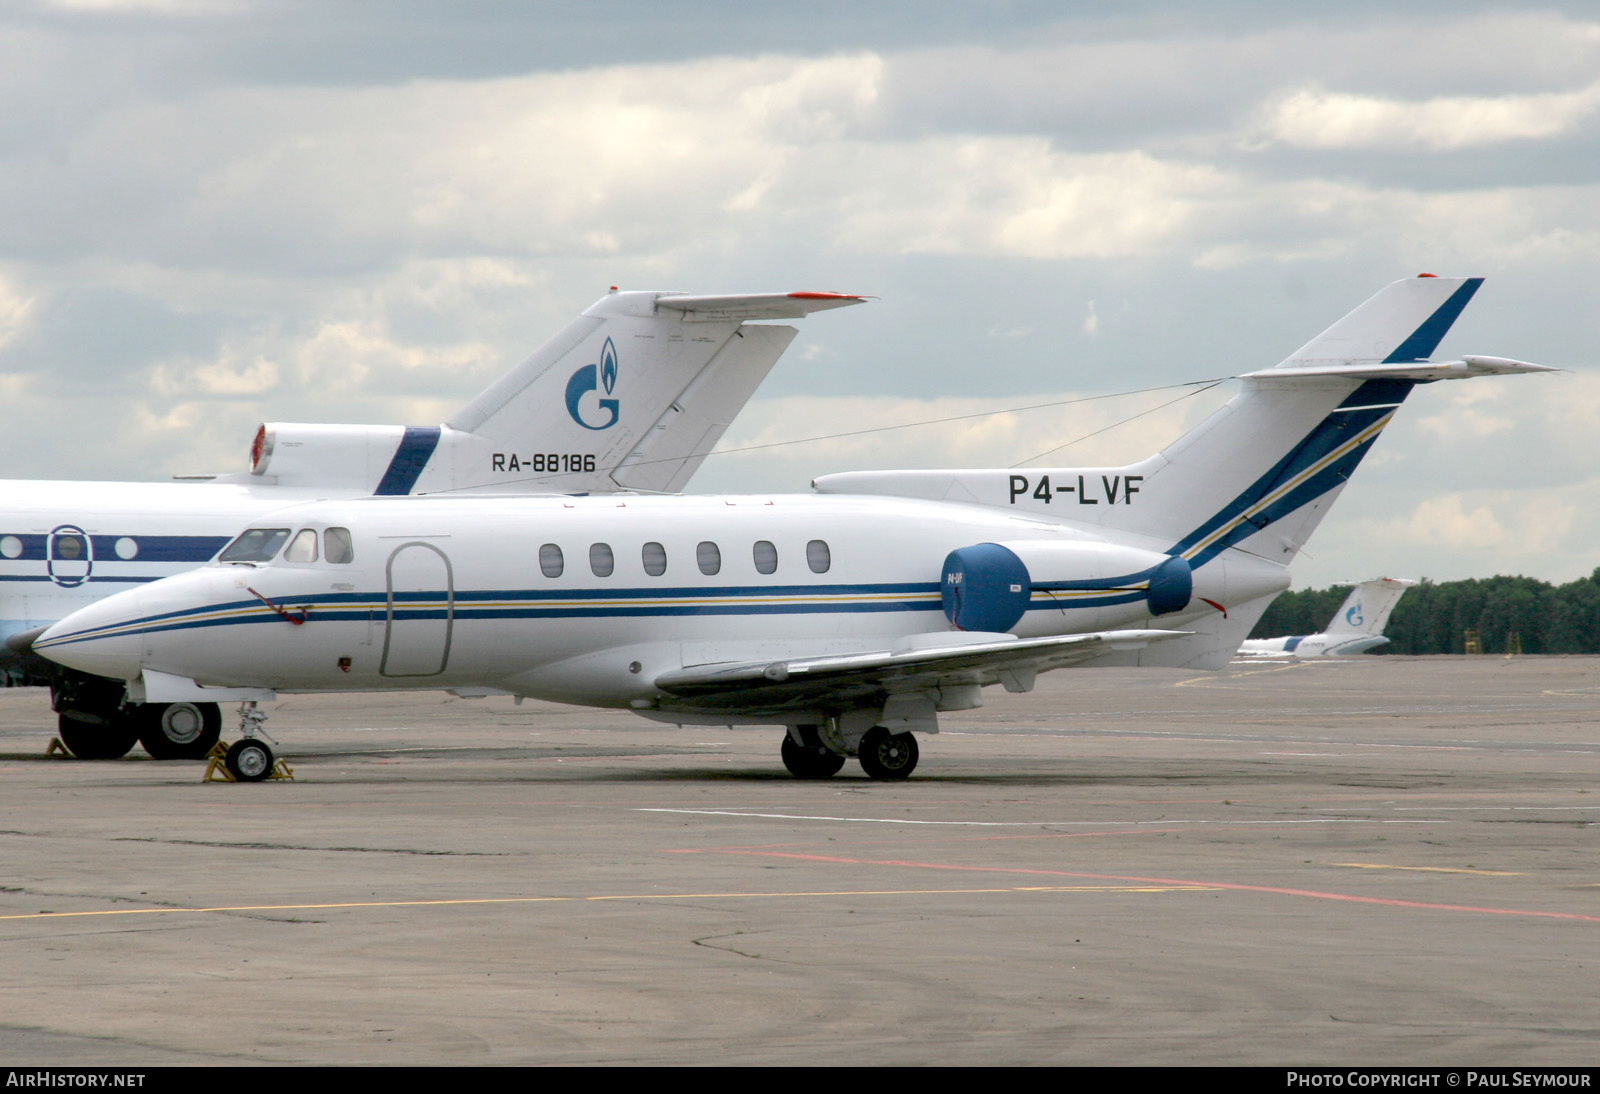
[
  {"left": 0, "top": 884, "right": 1216, "bottom": 922},
  {"left": 1333, "top": 862, "right": 1525, "bottom": 876}
]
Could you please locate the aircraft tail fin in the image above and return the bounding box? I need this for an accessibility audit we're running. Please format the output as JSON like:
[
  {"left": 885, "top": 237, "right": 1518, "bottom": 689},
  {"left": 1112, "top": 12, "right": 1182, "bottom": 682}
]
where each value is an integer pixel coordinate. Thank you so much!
[
  {"left": 245, "top": 291, "right": 863, "bottom": 495},
  {"left": 816, "top": 276, "right": 1553, "bottom": 568},
  {"left": 437, "top": 290, "right": 864, "bottom": 495},
  {"left": 1323, "top": 578, "right": 1416, "bottom": 638}
]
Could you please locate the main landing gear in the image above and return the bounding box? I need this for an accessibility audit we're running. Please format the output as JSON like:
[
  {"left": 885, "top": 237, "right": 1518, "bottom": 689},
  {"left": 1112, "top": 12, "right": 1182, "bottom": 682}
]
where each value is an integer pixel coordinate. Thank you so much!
[
  {"left": 56, "top": 704, "right": 139, "bottom": 760},
  {"left": 781, "top": 726, "right": 847, "bottom": 779},
  {"left": 134, "top": 702, "right": 222, "bottom": 760},
  {"left": 50, "top": 674, "right": 223, "bottom": 761},
  {"left": 780, "top": 723, "right": 919, "bottom": 781},
  {"left": 857, "top": 726, "right": 919, "bottom": 781}
]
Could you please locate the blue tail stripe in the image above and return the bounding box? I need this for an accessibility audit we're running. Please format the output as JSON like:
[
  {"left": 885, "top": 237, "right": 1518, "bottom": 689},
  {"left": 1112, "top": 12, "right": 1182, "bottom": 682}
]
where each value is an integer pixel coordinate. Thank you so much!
[
  {"left": 1168, "top": 389, "right": 1413, "bottom": 564},
  {"left": 1337, "top": 379, "right": 1416, "bottom": 409},
  {"left": 1383, "top": 278, "right": 1482, "bottom": 362}
]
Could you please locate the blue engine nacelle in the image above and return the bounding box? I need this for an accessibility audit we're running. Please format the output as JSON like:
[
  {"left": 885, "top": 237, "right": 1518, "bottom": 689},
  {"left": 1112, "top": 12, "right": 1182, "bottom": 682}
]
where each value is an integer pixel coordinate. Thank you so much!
[
  {"left": 940, "top": 543, "right": 1032, "bottom": 632},
  {"left": 940, "top": 540, "right": 1194, "bottom": 632}
]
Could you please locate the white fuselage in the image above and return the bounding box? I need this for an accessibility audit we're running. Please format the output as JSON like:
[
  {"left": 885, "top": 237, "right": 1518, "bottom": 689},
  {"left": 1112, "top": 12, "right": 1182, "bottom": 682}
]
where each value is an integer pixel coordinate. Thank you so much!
[
  {"left": 1235, "top": 633, "right": 1389, "bottom": 659},
  {"left": 36, "top": 493, "right": 1291, "bottom": 713},
  {"left": 0, "top": 478, "right": 363, "bottom": 645}
]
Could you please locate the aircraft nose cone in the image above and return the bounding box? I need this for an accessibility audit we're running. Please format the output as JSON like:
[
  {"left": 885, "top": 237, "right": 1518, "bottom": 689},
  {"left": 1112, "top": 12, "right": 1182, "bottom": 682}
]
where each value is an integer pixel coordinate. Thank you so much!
[{"left": 35, "top": 591, "right": 147, "bottom": 682}]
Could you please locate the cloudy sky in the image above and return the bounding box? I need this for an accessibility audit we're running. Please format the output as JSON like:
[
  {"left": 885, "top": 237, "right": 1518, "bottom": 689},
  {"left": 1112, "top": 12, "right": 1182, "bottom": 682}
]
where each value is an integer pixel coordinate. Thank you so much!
[{"left": 1, "top": 0, "right": 1597, "bottom": 589}]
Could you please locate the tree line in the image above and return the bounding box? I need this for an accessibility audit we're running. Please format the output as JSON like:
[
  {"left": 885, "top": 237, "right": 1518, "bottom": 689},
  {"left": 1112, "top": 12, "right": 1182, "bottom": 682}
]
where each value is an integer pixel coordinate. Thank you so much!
[{"left": 1247, "top": 571, "right": 1600, "bottom": 655}]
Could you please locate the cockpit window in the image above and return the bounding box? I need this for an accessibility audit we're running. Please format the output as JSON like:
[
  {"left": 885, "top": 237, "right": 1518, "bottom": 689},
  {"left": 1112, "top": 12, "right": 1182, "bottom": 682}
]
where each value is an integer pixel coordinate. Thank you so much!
[
  {"left": 284, "top": 528, "right": 318, "bottom": 563},
  {"left": 219, "top": 528, "right": 291, "bottom": 563},
  {"left": 324, "top": 527, "right": 355, "bottom": 564}
]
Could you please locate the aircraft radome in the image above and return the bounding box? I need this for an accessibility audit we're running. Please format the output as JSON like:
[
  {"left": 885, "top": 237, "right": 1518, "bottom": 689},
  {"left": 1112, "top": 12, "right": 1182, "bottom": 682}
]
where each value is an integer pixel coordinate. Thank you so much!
[
  {"left": 3, "top": 290, "right": 863, "bottom": 760},
  {"left": 33, "top": 276, "right": 1555, "bottom": 781},
  {"left": 1236, "top": 577, "right": 1417, "bottom": 659}
]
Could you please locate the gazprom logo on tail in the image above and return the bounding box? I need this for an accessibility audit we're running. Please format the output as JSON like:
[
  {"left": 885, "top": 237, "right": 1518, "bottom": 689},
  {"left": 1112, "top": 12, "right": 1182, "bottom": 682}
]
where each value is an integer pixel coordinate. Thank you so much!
[
  {"left": 565, "top": 337, "right": 620, "bottom": 430},
  {"left": 1346, "top": 603, "right": 1363, "bottom": 627}
]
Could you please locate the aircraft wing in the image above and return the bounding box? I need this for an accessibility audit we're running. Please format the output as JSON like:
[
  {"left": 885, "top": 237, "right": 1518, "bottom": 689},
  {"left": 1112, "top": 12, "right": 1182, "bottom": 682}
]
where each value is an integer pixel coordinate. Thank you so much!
[{"left": 651, "top": 629, "right": 1187, "bottom": 715}]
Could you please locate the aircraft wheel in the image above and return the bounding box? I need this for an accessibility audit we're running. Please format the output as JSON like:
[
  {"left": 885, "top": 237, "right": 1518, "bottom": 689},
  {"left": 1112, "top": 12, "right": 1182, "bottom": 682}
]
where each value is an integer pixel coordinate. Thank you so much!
[
  {"left": 57, "top": 708, "right": 140, "bottom": 760},
  {"left": 857, "top": 726, "right": 918, "bottom": 781},
  {"left": 136, "top": 702, "right": 222, "bottom": 760},
  {"left": 225, "top": 738, "right": 275, "bottom": 783},
  {"left": 781, "top": 729, "right": 846, "bottom": 779}
]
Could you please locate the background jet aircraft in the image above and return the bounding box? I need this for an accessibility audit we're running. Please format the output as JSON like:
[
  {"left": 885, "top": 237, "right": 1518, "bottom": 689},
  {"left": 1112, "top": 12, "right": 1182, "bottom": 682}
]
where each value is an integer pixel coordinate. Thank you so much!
[
  {"left": 32, "top": 277, "right": 1554, "bottom": 780},
  {"left": 1237, "top": 577, "right": 1417, "bottom": 659},
  {"left": 4, "top": 289, "right": 862, "bottom": 759}
]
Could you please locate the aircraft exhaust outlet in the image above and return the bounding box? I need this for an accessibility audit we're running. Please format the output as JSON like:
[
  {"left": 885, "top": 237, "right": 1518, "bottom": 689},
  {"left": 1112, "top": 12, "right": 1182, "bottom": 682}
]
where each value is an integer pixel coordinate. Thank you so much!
[{"left": 1146, "top": 556, "right": 1193, "bottom": 616}]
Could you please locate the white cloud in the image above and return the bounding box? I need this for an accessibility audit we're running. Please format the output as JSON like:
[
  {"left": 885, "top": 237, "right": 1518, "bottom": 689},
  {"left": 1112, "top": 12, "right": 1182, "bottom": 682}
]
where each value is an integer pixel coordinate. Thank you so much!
[
  {"left": 1258, "top": 82, "right": 1600, "bottom": 151},
  {"left": 0, "top": 273, "right": 35, "bottom": 349},
  {"left": 1, "top": 6, "right": 1599, "bottom": 591}
]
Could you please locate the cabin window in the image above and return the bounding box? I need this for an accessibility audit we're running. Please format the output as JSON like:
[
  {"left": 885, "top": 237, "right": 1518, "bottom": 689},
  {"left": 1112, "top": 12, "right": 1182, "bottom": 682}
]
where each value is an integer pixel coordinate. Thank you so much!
[
  {"left": 324, "top": 527, "right": 355, "bottom": 564},
  {"left": 753, "top": 540, "right": 778, "bottom": 575},
  {"left": 284, "top": 528, "right": 319, "bottom": 563},
  {"left": 590, "top": 542, "right": 615, "bottom": 578},
  {"left": 807, "top": 539, "right": 831, "bottom": 574},
  {"left": 54, "top": 535, "right": 83, "bottom": 560},
  {"left": 696, "top": 541, "right": 721, "bottom": 576},
  {"left": 219, "top": 528, "right": 291, "bottom": 563},
  {"left": 539, "top": 543, "right": 564, "bottom": 578},
  {"left": 642, "top": 541, "right": 667, "bottom": 577}
]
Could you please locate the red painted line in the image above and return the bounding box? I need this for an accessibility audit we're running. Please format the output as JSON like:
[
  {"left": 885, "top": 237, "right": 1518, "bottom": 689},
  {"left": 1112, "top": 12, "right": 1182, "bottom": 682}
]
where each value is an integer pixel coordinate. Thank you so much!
[{"left": 718, "top": 851, "right": 1600, "bottom": 923}]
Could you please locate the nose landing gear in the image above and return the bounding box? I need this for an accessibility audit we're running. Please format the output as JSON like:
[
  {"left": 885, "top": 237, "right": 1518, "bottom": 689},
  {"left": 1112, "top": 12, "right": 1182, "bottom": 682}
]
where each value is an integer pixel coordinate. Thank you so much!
[{"left": 203, "top": 702, "right": 294, "bottom": 783}]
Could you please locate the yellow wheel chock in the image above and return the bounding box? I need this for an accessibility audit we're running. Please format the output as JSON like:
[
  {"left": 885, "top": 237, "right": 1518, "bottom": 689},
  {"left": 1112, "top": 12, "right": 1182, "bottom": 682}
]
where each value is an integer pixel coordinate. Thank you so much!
[{"left": 203, "top": 740, "right": 295, "bottom": 783}]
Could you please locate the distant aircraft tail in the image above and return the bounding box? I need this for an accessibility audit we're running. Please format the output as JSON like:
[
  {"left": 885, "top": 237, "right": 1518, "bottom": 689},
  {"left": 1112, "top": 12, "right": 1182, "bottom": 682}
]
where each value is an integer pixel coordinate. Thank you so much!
[
  {"left": 817, "top": 276, "right": 1553, "bottom": 570},
  {"left": 1324, "top": 578, "right": 1416, "bottom": 639},
  {"left": 244, "top": 290, "right": 863, "bottom": 495}
]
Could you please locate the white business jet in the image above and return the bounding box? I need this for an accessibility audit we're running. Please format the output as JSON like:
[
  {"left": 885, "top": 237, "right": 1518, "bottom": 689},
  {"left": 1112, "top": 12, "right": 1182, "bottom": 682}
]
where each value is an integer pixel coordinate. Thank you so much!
[
  {"left": 4, "top": 290, "right": 862, "bottom": 758},
  {"left": 32, "top": 277, "right": 1554, "bottom": 780},
  {"left": 1237, "top": 578, "right": 1417, "bottom": 659}
]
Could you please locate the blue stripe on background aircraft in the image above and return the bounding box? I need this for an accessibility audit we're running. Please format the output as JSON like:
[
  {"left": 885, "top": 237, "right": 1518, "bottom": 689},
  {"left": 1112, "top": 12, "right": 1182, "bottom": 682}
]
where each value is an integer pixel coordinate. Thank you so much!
[
  {"left": 1236, "top": 577, "right": 1417, "bottom": 659},
  {"left": 2, "top": 290, "right": 862, "bottom": 758},
  {"left": 30, "top": 276, "right": 1556, "bottom": 780}
]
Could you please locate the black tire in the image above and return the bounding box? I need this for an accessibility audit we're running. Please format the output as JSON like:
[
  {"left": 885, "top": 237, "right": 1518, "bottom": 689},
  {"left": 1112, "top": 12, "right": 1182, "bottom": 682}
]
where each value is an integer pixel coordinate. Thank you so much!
[
  {"left": 136, "top": 702, "right": 222, "bottom": 760},
  {"left": 225, "top": 738, "right": 275, "bottom": 783},
  {"left": 857, "top": 726, "right": 919, "bottom": 781},
  {"left": 781, "top": 729, "right": 846, "bottom": 779},
  {"left": 57, "top": 708, "right": 139, "bottom": 760}
]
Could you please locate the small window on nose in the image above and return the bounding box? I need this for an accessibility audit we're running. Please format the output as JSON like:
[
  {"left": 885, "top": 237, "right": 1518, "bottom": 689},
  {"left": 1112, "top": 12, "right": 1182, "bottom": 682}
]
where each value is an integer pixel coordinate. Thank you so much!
[{"left": 284, "top": 528, "right": 318, "bottom": 563}]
